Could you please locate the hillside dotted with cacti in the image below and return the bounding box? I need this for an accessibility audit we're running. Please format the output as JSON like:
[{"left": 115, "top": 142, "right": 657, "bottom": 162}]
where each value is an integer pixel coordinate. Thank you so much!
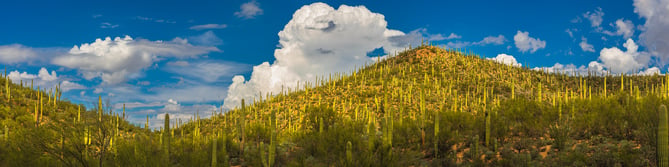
[{"left": 1, "top": 43, "right": 669, "bottom": 166}]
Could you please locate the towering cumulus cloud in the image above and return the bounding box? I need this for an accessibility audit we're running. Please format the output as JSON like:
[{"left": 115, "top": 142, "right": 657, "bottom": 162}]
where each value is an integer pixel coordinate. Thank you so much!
[
  {"left": 634, "top": 0, "right": 669, "bottom": 65},
  {"left": 223, "top": 3, "right": 409, "bottom": 109}
]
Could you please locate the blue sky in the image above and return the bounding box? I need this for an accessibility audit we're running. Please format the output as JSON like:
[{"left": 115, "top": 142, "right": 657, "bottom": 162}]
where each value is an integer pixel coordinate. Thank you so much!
[{"left": 1, "top": 0, "right": 665, "bottom": 128}]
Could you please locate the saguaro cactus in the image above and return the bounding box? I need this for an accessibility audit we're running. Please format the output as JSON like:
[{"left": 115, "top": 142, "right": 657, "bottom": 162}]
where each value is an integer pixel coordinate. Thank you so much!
[
  {"left": 3, "top": 125, "right": 7, "bottom": 140},
  {"left": 239, "top": 99, "right": 246, "bottom": 155},
  {"left": 122, "top": 104, "right": 126, "bottom": 120},
  {"left": 145, "top": 115, "right": 149, "bottom": 130},
  {"left": 212, "top": 134, "right": 217, "bottom": 167},
  {"left": 98, "top": 96, "right": 102, "bottom": 122},
  {"left": 346, "top": 141, "right": 353, "bottom": 165},
  {"left": 604, "top": 77, "right": 607, "bottom": 98},
  {"left": 164, "top": 113, "right": 170, "bottom": 160},
  {"left": 659, "top": 105, "right": 668, "bottom": 167},
  {"left": 485, "top": 108, "right": 491, "bottom": 147},
  {"left": 434, "top": 110, "right": 440, "bottom": 157},
  {"left": 260, "top": 141, "right": 268, "bottom": 167}
]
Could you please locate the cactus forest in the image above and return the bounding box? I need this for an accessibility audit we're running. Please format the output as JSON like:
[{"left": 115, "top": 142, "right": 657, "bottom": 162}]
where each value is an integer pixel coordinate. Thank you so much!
[
  {"left": 0, "top": 44, "right": 668, "bottom": 166},
  {"left": 3, "top": 0, "right": 669, "bottom": 166}
]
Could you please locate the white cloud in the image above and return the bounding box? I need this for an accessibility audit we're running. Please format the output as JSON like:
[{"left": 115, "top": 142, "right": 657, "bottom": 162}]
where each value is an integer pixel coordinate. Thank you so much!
[
  {"left": 7, "top": 67, "right": 85, "bottom": 92},
  {"left": 385, "top": 28, "right": 452, "bottom": 48},
  {"left": 487, "top": 53, "right": 521, "bottom": 67},
  {"left": 634, "top": 0, "right": 669, "bottom": 65},
  {"left": 638, "top": 67, "right": 661, "bottom": 75},
  {"left": 427, "top": 32, "right": 462, "bottom": 41},
  {"left": 533, "top": 61, "right": 606, "bottom": 76},
  {"left": 60, "top": 81, "right": 86, "bottom": 92},
  {"left": 189, "top": 24, "right": 227, "bottom": 30},
  {"left": 443, "top": 35, "right": 506, "bottom": 49},
  {"left": 579, "top": 37, "right": 595, "bottom": 52},
  {"left": 94, "top": 87, "right": 103, "bottom": 93},
  {"left": 0, "top": 44, "right": 37, "bottom": 64},
  {"left": 445, "top": 41, "right": 472, "bottom": 49},
  {"left": 235, "top": 0, "right": 263, "bottom": 19},
  {"left": 223, "top": 3, "right": 411, "bottom": 109},
  {"left": 614, "top": 19, "right": 635, "bottom": 39},
  {"left": 187, "top": 30, "right": 223, "bottom": 46},
  {"left": 565, "top": 29, "right": 574, "bottom": 38},
  {"left": 584, "top": 7, "right": 605, "bottom": 27},
  {"left": 445, "top": 33, "right": 462, "bottom": 40},
  {"left": 134, "top": 16, "right": 176, "bottom": 24},
  {"left": 475, "top": 35, "right": 506, "bottom": 45},
  {"left": 100, "top": 22, "right": 119, "bottom": 29},
  {"left": 167, "top": 60, "right": 189, "bottom": 67},
  {"left": 164, "top": 60, "right": 250, "bottom": 83},
  {"left": 514, "top": 31, "right": 546, "bottom": 53},
  {"left": 142, "top": 85, "right": 227, "bottom": 103},
  {"left": 152, "top": 103, "right": 219, "bottom": 129},
  {"left": 599, "top": 39, "right": 650, "bottom": 74},
  {"left": 113, "top": 101, "right": 164, "bottom": 109},
  {"left": 52, "top": 36, "right": 219, "bottom": 85}
]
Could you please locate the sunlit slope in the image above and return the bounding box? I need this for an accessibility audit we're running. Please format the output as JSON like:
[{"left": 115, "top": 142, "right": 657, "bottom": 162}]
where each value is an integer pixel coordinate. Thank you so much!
[
  {"left": 0, "top": 74, "right": 144, "bottom": 166},
  {"left": 180, "top": 45, "right": 667, "bottom": 166}
]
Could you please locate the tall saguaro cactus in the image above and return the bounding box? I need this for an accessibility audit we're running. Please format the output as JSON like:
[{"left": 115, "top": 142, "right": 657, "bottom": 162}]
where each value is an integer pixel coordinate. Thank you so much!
[
  {"left": 212, "top": 133, "right": 217, "bottom": 167},
  {"left": 659, "top": 105, "right": 668, "bottom": 167},
  {"left": 164, "top": 113, "right": 171, "bottom": 162},
  {"left": 239, "top": 99, "right": 246, "bottom": 155},
  {"left": 3, "top": 125, "right": 7, "bottom": 140},
  {"left": 5, "top": 71, "right": 10, "bottom": 102},
  {"left": 346, "top": 141, "right": 353, "bottom": 165},
  {"left": 98, "top": 96, "right": 102, "bottom": 122},
  {"left": 145, "top": 115, "right": 149, "bottom": 130}
]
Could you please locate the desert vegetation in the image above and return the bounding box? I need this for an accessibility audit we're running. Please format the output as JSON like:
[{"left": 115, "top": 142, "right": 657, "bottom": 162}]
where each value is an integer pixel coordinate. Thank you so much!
[{"left": 1, "top": 43, "right": 668, "bottom": 166}]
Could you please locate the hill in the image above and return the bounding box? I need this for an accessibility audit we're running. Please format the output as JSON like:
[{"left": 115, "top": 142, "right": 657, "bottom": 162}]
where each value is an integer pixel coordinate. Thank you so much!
[
  {"left": 0, "top": 72, "right": 147, "bottom": 166},
  {"left": 2, "top": 44, "right": 669, "bottom": 166},
  {"left": 177, "top": 44, "right": 669, "bottom": 166}
]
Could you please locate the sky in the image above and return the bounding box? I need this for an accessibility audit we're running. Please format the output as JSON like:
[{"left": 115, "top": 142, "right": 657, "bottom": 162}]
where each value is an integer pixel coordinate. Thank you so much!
[{"left": 1, "top": 0, "right": 666, "bottom": 129}]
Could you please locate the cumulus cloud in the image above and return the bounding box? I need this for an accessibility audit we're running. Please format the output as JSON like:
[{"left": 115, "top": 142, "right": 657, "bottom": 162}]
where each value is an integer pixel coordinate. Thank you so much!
[
  {"left": 487, "top": 54, "right": 521, "bottom": 67},
  {"left": 514, "top": 31, "right": 546, "bottom": 53},
  {"left": 583, "top": 7, "right": 605, "bottom": 28},
  {"left": 52, "top": 36, "right": 219, "bottom": 85},
  {"left": 223, "top": 3, "right": 413, "bottom": 109},
  {"left": 235, "top": 0, "right": 263, "bottom": 19},
  {"left": 613, "top": 19, "right": 635, "bottom": 39},
  {"left": 579, "top": 37, "right": 595, "bottom": 52},
  {"left": 598, "top": 39, "right": 650, "bottom": 74},
  {"left": 7, "top": 67, "right": 85, "bottom": 92},
  {"left": 638, "top": 67, "right": 661, "bottom": 75},
  {"left": 189, "top": 24, "right": 227, "bottom": 30},
  {"left": 533, "top": 61, "right": 607, "bottom": 76},
  {"left": 0, "top": 44, "right": 37, "bottom": 64},
  {"left": 634, "top": 0, "right": 669, "bottom": 65}
]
